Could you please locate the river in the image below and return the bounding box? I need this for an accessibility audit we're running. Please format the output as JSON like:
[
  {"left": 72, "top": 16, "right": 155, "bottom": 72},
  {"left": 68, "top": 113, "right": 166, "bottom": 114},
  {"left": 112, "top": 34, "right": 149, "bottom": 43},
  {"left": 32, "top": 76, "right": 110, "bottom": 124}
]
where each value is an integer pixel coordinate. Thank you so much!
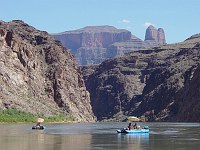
[{"left": 0, "top": 122, "right": 199, "bottom": 150}]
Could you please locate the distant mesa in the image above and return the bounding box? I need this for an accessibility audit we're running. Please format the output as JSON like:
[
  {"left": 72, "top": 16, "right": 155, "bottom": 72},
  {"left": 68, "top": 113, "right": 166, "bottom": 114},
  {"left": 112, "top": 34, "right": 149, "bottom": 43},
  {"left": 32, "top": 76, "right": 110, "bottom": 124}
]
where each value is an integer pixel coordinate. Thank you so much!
[
  {"left": 53, "top": 25, "right": 166, "bottom": 65},
  {"left": 53, "top": 26, "right": 132, "bottom": 51}
]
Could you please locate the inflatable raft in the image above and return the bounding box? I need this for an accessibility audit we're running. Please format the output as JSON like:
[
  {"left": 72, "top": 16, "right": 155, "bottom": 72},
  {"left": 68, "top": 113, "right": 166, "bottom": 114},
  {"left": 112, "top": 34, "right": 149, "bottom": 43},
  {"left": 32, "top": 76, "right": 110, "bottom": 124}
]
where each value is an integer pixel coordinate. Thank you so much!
[
  {"left": 117, "top": 126, "right": 149, "bottom": 134},
  {"left": 32, "top": 125, "right": 45, "bottom": 130}
]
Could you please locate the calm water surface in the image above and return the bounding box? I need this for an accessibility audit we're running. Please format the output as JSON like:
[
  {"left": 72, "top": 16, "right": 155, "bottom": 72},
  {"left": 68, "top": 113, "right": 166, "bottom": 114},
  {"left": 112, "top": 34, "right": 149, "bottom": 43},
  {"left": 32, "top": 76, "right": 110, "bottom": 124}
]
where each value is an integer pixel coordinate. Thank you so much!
[{"left": 0, "top": 122, "right": 199, "bottom": 150}]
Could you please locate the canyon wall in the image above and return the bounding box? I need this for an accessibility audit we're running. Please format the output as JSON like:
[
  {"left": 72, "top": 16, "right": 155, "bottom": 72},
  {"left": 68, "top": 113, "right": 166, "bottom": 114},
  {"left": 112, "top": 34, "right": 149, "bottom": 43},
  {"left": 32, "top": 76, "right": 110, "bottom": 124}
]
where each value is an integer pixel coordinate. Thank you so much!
[
  {"left": 0, "top": 20, "right": 96, "bottom": 122},
  {"left": 82, "top": 34, "right": 200, "bottom": 122}
]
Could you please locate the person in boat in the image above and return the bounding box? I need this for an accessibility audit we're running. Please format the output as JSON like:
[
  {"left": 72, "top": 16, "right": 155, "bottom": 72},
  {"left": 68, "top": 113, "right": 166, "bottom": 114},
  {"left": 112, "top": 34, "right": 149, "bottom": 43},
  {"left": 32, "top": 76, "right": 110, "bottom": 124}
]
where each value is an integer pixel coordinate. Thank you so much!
[
  {"left": 35, "top": 118, "right": 44, "bottom": 127},
  {"left": 127, "top": 123, "right": 132, "bottom": 130},
  {"left": 133, "top": 123, "right": 138, "bottom": 129},
  {"left": 36, "top": 122, "right": 41, "bottom": 127}
]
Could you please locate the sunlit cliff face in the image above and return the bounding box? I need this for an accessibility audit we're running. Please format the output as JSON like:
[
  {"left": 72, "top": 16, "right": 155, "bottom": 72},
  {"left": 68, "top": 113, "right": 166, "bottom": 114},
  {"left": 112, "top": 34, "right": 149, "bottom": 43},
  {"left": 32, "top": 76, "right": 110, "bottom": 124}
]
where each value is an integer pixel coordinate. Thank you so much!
[{"left": 0, "top": 20, "right": 96, "bottom": 122}]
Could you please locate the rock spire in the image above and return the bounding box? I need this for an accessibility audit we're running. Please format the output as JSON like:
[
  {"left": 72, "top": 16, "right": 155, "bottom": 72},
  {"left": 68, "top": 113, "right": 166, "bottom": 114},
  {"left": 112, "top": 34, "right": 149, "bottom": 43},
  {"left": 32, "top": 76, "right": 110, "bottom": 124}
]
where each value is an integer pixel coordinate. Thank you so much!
[{"left": 145, "top": 25, "right": 166, "bottom": 45}]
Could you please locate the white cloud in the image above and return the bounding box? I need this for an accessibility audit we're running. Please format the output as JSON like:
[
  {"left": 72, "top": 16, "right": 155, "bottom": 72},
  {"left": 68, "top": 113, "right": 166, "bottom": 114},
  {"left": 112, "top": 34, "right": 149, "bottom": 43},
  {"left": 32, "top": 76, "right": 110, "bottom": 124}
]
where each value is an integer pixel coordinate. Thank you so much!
[
  {"left": 144, "top": 22, "right": 155, "bottom": 28},
  {"left": 122, "top": 19, "right": 131, "bottom": 24}
]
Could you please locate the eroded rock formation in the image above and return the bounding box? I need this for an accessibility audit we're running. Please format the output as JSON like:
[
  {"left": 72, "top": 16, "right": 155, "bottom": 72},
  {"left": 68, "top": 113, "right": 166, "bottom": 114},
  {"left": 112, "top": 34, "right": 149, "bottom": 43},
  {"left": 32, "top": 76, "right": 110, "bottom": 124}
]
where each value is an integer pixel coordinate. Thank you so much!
[
  {"left": 0, "top": 20, "right": 96, "bottom": 122},
  {"left": 145, "top": 25, "right": 166, "bottom": 45}
]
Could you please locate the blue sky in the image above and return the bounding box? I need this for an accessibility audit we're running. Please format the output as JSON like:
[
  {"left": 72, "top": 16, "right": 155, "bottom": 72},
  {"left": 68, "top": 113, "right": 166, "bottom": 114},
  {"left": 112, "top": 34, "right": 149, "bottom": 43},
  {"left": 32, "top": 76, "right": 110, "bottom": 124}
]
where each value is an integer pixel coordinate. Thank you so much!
[{"left": 1, "top": 0, "right": 200, "bottom": 43}]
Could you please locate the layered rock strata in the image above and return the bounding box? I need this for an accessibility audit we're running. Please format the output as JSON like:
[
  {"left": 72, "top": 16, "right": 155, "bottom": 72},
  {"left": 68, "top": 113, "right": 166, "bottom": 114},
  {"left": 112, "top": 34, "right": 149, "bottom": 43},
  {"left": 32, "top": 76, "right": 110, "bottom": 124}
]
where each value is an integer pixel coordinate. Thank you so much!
[
  {"left": 53, "top": 26, "right": 132, "bottom": 50},
  {"left": 53, "top": 26, "right": 132, "bottom": 65},
  {"left": 54, "top": 26, "right": 166, "bottom": 65}
]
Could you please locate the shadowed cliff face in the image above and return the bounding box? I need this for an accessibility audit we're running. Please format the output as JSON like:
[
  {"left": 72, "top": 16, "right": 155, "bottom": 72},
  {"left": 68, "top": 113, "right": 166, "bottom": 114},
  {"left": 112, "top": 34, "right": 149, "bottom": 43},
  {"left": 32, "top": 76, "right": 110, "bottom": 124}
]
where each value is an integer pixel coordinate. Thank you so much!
[
  {"left": 83, "top": 56, "right": 144, "bottom": 120},
  {"left": 82, "top": 34, "right": 200, "bottom": 122},
  {"left": 175, "top": 49, "right": 200, "bottom": 122},
  {"left": 0, "top": 20, "right": 96, "bottom": 122}
]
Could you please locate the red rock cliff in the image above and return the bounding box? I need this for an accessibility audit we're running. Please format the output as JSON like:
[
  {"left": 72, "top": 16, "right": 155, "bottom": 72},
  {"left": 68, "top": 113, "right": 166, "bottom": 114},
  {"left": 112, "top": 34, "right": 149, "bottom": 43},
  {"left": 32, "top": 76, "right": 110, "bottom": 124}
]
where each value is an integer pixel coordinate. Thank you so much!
[{"left": 54, "top": 26, "right": 132, "bottom": 50}]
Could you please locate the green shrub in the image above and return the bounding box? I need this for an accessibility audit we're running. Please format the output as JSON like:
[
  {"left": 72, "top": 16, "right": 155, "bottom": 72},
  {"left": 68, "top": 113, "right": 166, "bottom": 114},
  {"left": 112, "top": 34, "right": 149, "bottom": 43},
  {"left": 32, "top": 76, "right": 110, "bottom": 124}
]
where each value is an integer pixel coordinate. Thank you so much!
[{"left": 0, "top": 108, "right": 76, "bottom": 123}]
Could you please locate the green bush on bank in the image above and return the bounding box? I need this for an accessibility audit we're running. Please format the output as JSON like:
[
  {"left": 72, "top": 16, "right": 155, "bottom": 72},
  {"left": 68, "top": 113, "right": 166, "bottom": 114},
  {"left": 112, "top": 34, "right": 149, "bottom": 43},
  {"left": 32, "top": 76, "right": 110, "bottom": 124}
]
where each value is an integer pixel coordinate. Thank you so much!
[{"left": 0, "top": 108, "right": 76, "bottom": 123}]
